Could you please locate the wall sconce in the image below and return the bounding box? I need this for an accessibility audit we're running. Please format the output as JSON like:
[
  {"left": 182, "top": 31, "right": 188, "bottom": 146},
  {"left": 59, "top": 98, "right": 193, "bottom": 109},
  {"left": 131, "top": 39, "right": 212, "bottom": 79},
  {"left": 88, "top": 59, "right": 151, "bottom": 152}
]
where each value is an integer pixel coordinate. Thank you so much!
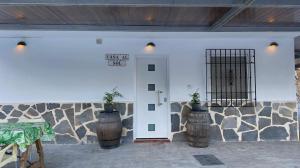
[
  {"left": 144, "top": 42, "right": 156, "bottom": 53},
  {"left": 266, "top": 42, "right": 278, "bottom": 54},
  {"left": 269, "top": 42, "right": 279, "bottom": 47},
  {"left": 17, "top": 41, "right": 27, "bottom": 51}
]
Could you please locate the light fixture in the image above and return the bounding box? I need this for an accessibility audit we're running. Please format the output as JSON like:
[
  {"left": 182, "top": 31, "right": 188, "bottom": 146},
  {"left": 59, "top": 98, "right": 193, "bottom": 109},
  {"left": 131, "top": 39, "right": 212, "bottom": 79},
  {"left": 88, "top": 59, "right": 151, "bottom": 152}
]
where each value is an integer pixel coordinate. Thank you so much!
[
  {"left": 269, "top": 42, "right": 279, "bottom": 47},
  {"left": 266, "top": 42, "right": 279, "bottom": 54},
  {"left": 144, "top": 42, "right": 156, "bottom": 53},
  {"left": 17, "top": 41, "right": 27, "bottom": 47},
  {"left": 146, "top": 42, "right": 155, "bottom": 48}
]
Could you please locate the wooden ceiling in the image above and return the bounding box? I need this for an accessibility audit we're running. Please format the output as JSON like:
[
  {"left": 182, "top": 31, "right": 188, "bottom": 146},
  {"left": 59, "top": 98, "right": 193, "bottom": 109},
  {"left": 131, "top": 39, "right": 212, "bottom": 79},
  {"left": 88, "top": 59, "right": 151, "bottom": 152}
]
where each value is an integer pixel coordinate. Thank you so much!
[{"left": 0, "top": 0, "right": 300, "bottom": 31}]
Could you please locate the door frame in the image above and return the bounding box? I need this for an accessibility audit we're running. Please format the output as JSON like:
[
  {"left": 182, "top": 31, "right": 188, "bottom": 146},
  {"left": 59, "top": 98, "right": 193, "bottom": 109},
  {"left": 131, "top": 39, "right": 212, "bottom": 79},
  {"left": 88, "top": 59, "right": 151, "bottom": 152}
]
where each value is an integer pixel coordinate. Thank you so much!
[{"left": 133, "top": 55, "right": 171, "bottom": 140}]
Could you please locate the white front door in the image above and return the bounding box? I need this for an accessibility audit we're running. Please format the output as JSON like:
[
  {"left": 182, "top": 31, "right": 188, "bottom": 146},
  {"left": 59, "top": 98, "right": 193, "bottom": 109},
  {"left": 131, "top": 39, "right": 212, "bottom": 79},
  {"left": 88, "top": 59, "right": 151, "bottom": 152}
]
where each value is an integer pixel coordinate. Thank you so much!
[{"left": 136, "top": 57, "right": 169, "bottom": 138}]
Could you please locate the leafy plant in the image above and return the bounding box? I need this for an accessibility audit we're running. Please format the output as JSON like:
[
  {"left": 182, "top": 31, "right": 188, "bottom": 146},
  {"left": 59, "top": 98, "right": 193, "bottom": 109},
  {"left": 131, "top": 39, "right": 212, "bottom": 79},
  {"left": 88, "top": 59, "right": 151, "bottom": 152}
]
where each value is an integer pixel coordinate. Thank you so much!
[
  {"left": 103, "top": 88, "right": 123, "bottom": 105},
  {"left": 190, "top": 89, "right": 200, "bottom": 104}
]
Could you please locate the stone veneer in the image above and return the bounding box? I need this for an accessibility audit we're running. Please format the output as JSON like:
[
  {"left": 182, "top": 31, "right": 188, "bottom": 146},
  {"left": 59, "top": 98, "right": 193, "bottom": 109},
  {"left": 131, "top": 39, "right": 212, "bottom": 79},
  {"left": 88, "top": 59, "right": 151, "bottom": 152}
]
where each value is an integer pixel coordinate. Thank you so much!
[
  {"left": 171, "top": 101, "right": 299, "bottom": 142},
  {"left": 0, "top": 103, "right": 133, "bottom": 144}
]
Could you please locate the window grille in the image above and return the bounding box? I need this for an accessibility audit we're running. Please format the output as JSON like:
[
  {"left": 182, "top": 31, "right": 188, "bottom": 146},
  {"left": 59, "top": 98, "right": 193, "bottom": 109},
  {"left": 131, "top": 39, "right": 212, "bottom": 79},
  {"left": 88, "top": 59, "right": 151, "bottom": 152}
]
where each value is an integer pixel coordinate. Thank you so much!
[{"left": 206, "top": 49, "right": 256, "bottom": 107}]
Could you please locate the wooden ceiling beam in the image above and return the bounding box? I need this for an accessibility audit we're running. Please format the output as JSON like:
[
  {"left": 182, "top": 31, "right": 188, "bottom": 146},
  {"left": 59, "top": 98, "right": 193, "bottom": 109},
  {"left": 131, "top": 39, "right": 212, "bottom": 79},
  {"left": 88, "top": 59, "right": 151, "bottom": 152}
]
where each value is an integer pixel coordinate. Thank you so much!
[
  {"left": 0, "top": 0, "right": 300, "bottom": 8},
  {"left": 209, "top": 0, "right": 255, "bottom": 31}
]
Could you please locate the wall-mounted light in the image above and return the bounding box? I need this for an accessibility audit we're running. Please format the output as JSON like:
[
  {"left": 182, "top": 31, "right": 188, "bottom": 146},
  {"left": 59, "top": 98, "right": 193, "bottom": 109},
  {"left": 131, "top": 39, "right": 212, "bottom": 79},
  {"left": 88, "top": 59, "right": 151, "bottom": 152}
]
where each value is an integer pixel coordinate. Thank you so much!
[
  {"left": 269, "top": 42, "right": 279, "bottom": 47},
  {"left": 146, "top": 42, "right": 155, "bottom": 48},
  {"left": 145, "top": 42, "right": 156, "bottom": 53},
  {"left": 266, "top": 41, "right": 279, "bottom": 54},
  {"left": 16, "top": 41, "right": 27, "bottom": 52}
]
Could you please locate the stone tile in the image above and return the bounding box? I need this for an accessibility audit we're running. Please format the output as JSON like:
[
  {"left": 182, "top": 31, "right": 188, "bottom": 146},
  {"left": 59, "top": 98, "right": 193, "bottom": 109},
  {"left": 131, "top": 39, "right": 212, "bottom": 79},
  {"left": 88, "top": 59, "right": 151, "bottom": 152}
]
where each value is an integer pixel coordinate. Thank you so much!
[
  {"left": 8, "top": 118, "right": 18, "bottom": 123},
  {"left": 93, "top": 103, "right": 102, "bottom": 109},
  {"left": 127, "top": 103, "right": 133, "bottom": 116},
  {"left": 55, "top": 109, "right": 64, "bottom": 122},
  {"left": 279, "top": 107, "right": 293, "bottom": 118},
  {"left": 260, "top": 126, "right": 288, "bottom": 140},
  {"left": 47, "top": 103, "right": 60, "bottom": 110},
  {"left": 242, "top": 115, "right": 256, "bottom": 126},
  {"left": 82, "top": 103, "right": 92, "bottom": 110},
  {"left": 210, "top": 105, "right": 223, "bottom": 113},
  {"left": 272, "top": 113, "right": 293, "bottom": 125},
  {"left": 255, "top": 102, "right": 263, "bottom": 113},
  {"left": 2, "top": 105, "right": 14, "bottom": 114},
  {"left": 18, "top": 104, "right": 30, "bottom": 111},
  {"left": 75, "top": 109, "right": 94, "bottom": 126},
  {"left": 10, "top": 110, "right": 23, "bottom": 117},
  {"left": 115, "top": 103, "right": 126, "bottom": 115},
  {"left": 259, "top": 107, "right": 272, "bottom": 117},
  {"left": 171, "top": 114, "right": 180, "bottom": 132},
  {"left": 224, "top": 107, "right": 240, "bottom": 117},
  {"left": 75, "top": 103, "right": 81, "bottom": 112},
  {"left": 76, "top": 126, "right": 87, "bottom": 140},
  {"left": 258, "top": 118, "right": 271, "bottom": 130},
  {"left": 65, "top": 108, "right": 75, "bottom": 129},
  {"left": 0, "top": 112, "right": 6, "bottom": 119},
  {"left": 27, "top": 108, "right": 39, "bottom": 116},
  {"left": 293, "top": 112, "right": 297, "bottom": 121},
  {"left": 42, "top": 111, "right": 56, "bottom": 127},
  {"left": 238, "top": 121, "right": 255, "bottom": 132},
  {"left": 289, "top": 123, "right": 298, "bottom": 141},
  {"left": 215, "top": 113, "right": 224, "bottom": 125},
  {"left": 209, "top": 125, "right": 223, "bottom": 141},
  {"left": 54, "top": 120, "right": 74, "bottom": 135},
  {"left": 242, "top": 130, "right": 258, "bottom": 141},
  {"left": 285, "top": 102, "right": 296, "bottom": 109},
  {"left": 86, "top": 122, "right": 97, "bottom": 133},
  {"left": 122, "top": 117, "right": 133, "bottom": 130},
  {"left": 221, "top": 117, "right": 237, "bottom": 129},
  {"left": 36, "top": 103, "right": 46, "bottom": 113},
  {"left": 272, "top": 103, "right": 280, "bottom": 111},
  {"left": 181, "top": 105, "right": 191, "bottom": 124},
  {"left": 223, "top": 129, "right": 238, "bottom": 141},
  {"left": 239, "top": 106, "right": 255, "bottom": 115},
  {"left": 263, "top": 102, "right": 271, "bottom": 106},
  {"left": 171, "top": 102, "right": 182, "bottom": 112},
  {"left": 61, "top": 104, "right": 73, "bottom": 109},
  {"left": 55, "top": 134, "right": 78, "bottom": 144}
]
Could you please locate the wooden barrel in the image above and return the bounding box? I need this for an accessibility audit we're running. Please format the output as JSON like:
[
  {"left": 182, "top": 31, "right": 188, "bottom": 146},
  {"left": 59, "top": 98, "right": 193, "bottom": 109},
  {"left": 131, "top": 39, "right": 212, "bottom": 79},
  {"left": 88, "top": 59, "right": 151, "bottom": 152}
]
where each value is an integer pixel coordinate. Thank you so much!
[
  {"left": 96, "top": 111, "right": 122, "bottom": 149},
  {"left": 186, "top": 111, "right": 210, "bottom": 148}
]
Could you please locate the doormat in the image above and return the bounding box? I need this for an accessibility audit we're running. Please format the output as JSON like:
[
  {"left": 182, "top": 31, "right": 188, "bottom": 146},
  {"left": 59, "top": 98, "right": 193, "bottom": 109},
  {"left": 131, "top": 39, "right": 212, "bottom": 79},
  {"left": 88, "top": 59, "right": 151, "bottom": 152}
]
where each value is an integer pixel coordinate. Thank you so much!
[{"left": 193, "top": 155, "right": 224, "bottom": 166}]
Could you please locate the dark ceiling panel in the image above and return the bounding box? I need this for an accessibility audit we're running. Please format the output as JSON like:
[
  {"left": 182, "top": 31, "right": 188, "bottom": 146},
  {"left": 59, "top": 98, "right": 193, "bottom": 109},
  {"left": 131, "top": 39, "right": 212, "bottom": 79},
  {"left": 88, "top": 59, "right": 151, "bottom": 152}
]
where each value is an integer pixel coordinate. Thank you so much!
[
  {"left": 227, "top": 7, "right": 300, "bottom": 27},
  {"left": 0, "top": 6, "right": 230, "bottom": 27}
]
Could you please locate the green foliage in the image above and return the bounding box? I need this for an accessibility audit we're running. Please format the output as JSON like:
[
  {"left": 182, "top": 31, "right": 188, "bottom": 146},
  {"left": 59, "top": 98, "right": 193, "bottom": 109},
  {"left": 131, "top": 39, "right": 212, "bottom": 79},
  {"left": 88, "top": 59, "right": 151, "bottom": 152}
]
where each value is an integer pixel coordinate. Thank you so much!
[
  {"left": 190, "top": 89, "right": 200, "bottom": 104},
  {"left": 103, "top": 87, "right": 123, "bottom": 105}
]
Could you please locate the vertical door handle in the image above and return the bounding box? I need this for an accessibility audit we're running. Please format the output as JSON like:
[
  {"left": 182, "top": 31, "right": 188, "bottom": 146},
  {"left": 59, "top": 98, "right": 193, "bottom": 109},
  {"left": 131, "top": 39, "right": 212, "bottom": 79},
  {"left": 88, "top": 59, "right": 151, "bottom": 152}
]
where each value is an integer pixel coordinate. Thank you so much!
[{"left": 157, "top": 90, "right": 163, "bottom": 106}]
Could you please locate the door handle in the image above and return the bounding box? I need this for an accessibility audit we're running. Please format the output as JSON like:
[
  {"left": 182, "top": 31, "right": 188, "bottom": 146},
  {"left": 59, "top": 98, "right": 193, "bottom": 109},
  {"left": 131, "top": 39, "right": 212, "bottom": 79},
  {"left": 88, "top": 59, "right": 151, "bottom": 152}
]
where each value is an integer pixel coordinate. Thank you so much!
[{"left": 157, "top": 90, "right": 163, "bottom": 106}]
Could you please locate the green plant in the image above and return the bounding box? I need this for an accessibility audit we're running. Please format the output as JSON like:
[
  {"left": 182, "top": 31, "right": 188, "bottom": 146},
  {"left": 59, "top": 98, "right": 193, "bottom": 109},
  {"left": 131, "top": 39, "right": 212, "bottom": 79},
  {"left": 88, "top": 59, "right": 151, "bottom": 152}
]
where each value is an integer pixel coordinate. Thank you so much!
[
  {"left": 103, "top": 88, "right": 123, "bottom": 105},
  {"left": 190, "top": 89, "right": 200, "bottom": 104}
]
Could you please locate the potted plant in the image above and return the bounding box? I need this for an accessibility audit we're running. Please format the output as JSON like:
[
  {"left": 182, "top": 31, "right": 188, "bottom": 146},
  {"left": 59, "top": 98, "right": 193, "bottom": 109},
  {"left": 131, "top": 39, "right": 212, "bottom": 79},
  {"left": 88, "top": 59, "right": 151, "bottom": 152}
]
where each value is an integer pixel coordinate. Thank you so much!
[
  {"left": 103, "top": 88, "right": 123, "bottom": 112},
  {"left": 96, "top": 88, "right": 123, "bottom": 149},
  {"left": 190, "top": 89, "right": 202, "bottom": 111}
]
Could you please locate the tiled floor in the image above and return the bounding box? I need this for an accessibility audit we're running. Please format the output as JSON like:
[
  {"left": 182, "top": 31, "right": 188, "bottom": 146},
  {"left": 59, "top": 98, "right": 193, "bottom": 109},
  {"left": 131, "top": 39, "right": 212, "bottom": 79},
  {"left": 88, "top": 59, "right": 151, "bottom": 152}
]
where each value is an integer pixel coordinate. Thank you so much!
[{"left": 4, "top": 141, "right": 300, "bottom": 168}]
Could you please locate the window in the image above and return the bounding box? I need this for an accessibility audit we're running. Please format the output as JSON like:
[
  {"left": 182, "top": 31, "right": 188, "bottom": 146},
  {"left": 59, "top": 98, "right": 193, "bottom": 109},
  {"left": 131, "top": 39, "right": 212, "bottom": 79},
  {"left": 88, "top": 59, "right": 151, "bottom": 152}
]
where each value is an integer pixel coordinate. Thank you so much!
[{"left": 206, "top": 49, "right": 256, "bottom": 107}]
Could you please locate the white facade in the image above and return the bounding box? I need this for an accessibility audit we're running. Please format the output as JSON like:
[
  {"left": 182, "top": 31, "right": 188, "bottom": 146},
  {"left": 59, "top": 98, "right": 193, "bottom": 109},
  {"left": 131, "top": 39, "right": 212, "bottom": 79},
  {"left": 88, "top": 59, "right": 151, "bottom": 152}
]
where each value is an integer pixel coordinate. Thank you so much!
[{"left": 0, "top": 31, "right": 297, "bottom": 103}]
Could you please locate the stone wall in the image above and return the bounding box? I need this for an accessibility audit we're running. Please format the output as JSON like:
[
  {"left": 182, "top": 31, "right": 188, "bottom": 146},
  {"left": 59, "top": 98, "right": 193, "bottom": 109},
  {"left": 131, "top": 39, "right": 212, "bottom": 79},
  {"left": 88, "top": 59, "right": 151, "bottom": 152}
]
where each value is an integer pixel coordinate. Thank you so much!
[
  {"left": 171, "top": 101, "right": 299, "bottom": 141},
  {"left": 0, "top": 103, "right": 133, "bottom": 144}
]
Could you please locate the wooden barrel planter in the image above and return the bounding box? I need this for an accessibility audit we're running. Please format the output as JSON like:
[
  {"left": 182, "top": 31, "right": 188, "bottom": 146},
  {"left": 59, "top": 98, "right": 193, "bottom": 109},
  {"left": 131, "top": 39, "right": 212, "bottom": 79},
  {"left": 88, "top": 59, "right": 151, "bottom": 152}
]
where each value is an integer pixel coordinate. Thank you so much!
[
  {"left": 186, "top": 110, "right": 210, "bottom": 148},
  {"left": 96, "top": 111, "right": 122, "bottom": 149}
]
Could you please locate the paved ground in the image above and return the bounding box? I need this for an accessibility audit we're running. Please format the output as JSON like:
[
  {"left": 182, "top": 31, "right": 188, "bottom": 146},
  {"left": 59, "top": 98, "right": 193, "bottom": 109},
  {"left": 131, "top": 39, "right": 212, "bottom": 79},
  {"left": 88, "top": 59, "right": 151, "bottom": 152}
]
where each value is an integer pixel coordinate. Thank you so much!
[{"left": 4, "top": 142, "right": 300, "bottom": 168}]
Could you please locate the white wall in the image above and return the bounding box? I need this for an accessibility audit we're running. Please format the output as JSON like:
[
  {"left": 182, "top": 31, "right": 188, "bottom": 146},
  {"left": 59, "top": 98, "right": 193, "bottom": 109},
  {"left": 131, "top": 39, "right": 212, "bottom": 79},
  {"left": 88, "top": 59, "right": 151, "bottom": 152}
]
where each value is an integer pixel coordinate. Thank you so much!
[{"left": 0, "top": 31, "right": 297, "bottom": 103}]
